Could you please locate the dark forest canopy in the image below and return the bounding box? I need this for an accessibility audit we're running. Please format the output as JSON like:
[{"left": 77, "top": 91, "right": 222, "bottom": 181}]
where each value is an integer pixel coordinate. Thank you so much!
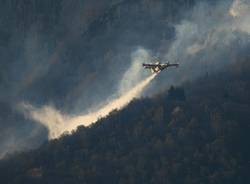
[{"left": 0, "top": 59, "right": 250, "bottom": 184}]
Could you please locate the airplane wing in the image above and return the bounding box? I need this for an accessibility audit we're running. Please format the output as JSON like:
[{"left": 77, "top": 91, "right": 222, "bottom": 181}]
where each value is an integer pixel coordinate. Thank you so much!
[
  {"left": 169, "top": 63, "right": 179, "bottom": 67},
  {"left": 142, "top": 63, "right": 157, "bottom": 68}
]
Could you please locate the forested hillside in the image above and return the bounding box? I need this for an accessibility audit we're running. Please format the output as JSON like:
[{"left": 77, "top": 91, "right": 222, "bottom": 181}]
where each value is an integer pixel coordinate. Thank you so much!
[{"left": 0, "top": 58, "right": 249, "bottom": 184}]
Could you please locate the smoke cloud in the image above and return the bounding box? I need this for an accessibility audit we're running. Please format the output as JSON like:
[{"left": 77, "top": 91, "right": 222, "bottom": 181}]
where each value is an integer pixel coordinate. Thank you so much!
[
  {"left": 229, "top": 0, "right": 250, "bottom": 17},
  {"left": 230, "top": 0, "right": 250, "bottom": 34},
  {"left": 118, "top": 48, "right": 151, "bottom": 94},
  {"left": 150, "top": 0, "right": 250, "bottom": 91},
  {"left": 167, "top": 0, "right": 250, "bottom": 61}
]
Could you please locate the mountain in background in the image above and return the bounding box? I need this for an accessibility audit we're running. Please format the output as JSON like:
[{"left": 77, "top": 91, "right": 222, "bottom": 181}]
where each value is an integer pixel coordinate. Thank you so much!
[
  {"left": 0, "top": 0, "right": 202, "bottom": 157},
  {"left": 0, "top": 58, "right": 249, "bottom": 184},
  {"left": 1, "top": 1, "right": 250, "bottom": 183},
  {"left": 0, "top": 0, "right": 201, "bottom": 157}
]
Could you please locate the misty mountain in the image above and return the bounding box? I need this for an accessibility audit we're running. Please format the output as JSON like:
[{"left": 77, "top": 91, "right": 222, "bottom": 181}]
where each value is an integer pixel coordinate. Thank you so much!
[
  {"left": 0, "top": 0, "right": 250, "bottom": 173},
  {"left": 0, "top": 57, "right": 250, "bottom": 184},
  {"left": 0, "top": 0, "right": 201, "bottom": 158}
]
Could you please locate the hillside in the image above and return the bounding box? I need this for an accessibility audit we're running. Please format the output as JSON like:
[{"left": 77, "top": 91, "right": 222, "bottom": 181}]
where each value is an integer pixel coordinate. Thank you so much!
[
  {"left": 0, "top": 59, "right": 250, "bottom": 184},
  {"left": 0, "top": 0, "right": 199, "bottom": 157}
]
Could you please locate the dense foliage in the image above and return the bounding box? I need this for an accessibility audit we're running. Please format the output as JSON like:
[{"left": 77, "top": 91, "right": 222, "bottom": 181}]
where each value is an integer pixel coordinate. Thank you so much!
[{"left": 0, "top": 60, "right": 250, "bottom": 184}]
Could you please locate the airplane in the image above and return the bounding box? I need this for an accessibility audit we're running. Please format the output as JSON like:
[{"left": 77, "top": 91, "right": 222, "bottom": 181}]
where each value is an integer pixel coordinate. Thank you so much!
[{"left": 142, "top": 60, "right": 179, "bottom": 74}]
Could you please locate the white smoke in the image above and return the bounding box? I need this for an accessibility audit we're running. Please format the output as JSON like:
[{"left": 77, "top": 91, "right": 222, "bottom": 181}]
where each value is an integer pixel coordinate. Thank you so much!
[
  {"left": 229, "top": 0, "right": 250, "bottom": 34},
  {"left": 166, "top": 0, "right": 250, "bottom": 61},
  {"left": 118, "top": 48, "right": 151, "bottom": 94},
  {"left": 20, "top": 50, "right": 156, "bottom": 139},
  {"left": 229, "top": 0, "right": 250, "bottom": 17},
  {"left": 156, "top": 0, "right": 250, "bottom": 89}
]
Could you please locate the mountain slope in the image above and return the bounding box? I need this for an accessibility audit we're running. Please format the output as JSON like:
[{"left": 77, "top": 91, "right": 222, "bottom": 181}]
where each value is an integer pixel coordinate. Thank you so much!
[
  {"left": 0, "top": 0, "right": 200, "bottom": 157},
  {"left": 1, "top": 59, "right": 250, "bottom": 184}
]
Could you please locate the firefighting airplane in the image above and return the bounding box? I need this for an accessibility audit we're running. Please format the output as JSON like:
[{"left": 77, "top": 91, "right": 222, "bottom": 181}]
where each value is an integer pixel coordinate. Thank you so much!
[{"left": 142, "top": 59, "right": 179, "bottom": 73}]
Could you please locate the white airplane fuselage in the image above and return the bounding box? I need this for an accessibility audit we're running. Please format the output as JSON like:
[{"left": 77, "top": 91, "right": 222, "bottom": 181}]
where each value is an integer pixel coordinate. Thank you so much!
[{"left": 142, "top": 61, "right": 179, "bottom": 73}]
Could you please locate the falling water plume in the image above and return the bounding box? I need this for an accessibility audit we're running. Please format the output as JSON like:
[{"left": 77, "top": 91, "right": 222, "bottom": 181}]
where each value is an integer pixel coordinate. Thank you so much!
[{"left": 21, "top": 74, "right": 157, "bottom": 139}]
